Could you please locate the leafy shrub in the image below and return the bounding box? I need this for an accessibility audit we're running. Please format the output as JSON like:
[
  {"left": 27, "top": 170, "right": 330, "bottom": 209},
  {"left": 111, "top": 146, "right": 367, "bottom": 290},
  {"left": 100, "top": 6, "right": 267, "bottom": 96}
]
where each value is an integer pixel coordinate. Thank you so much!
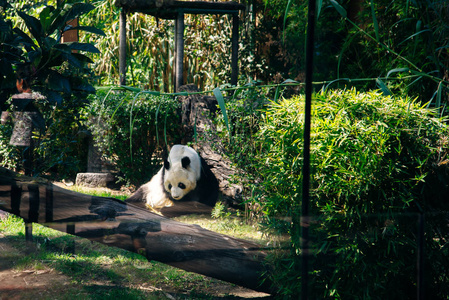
[
  {"left": 228, "top": 89, "right": 449, "bottom": 298},
  {"left": 215, "top": 83, "right": 269, "bottom": 169},
  {"left": 85, "top": 89, "right": 181, "bottom": 186}
]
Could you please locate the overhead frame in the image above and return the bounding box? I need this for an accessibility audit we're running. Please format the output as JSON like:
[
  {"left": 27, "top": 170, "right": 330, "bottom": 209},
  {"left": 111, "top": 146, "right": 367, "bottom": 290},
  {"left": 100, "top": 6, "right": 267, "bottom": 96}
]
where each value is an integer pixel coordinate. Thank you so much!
[{"left": 115, "top": 0, "right": 245, "bottom": 91}]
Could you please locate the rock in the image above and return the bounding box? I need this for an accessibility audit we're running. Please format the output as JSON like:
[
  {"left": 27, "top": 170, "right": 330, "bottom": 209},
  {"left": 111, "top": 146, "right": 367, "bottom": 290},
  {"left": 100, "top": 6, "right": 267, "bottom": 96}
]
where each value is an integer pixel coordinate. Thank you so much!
[{"left": 75, "top": 173, "right": 115, "bottom": 188}]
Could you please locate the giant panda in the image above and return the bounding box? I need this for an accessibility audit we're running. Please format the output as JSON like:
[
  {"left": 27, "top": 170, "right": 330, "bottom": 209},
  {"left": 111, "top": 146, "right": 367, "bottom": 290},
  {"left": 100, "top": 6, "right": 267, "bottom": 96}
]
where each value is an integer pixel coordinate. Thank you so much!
[{"left": 127, "top": 145, "right": 219, "bottom": 209}]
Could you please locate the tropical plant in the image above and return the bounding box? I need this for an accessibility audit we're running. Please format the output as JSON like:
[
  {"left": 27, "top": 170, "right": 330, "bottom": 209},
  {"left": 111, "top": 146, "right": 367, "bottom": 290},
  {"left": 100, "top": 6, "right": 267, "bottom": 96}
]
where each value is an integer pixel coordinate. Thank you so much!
[
  {"left": 2, "top": 0, "right": 104, "bottom": 104},
  {"left": 0, "top": 0, "right": 104, "bottom": 178}
]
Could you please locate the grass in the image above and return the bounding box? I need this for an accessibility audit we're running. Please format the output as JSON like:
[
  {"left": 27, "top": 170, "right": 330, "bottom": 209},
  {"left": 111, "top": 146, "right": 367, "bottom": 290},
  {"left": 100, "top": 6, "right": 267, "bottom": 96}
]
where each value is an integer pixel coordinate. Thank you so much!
[
  {"left": 0, "top": 214, "right": 252, "bottom": 299},
  {"left": 60, "top": 184, "right": 130, "bottom": 201}
]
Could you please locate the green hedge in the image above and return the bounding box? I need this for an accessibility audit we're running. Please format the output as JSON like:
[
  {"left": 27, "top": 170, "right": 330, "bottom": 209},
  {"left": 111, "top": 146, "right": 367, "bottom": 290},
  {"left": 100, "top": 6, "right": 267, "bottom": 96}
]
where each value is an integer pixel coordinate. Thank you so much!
[
  {"left": 226, "top": 89, "right": 449, "bottom": 298},
  {"left": 85, "top": 89, "right": 181, "bottom": 186}
]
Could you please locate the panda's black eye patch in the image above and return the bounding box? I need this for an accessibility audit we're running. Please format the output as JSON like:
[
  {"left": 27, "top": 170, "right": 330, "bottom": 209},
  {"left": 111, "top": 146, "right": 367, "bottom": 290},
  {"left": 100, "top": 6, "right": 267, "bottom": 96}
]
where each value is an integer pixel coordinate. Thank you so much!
[
  {"left": 168, "top": 184, "right": 172, "bottom": 190},
  {"left": 178, "top": 183, "right": 186, "bottom": 189}
]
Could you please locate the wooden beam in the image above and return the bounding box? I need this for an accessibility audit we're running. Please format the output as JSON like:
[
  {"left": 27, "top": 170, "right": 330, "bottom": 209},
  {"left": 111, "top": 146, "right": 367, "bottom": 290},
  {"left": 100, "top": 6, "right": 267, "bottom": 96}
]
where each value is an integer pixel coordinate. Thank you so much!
[
  {"left": 119, "top": 9, "right": 127, "bottom": 86},
  {"left": 115, "top": 0, "right": 245, "bottom": 19},
  {"left": 175, "top": 12, "right": 185, "bottom": 92},
  {"left": 231, "top": 13, "right": 239, "bottom": 86}
]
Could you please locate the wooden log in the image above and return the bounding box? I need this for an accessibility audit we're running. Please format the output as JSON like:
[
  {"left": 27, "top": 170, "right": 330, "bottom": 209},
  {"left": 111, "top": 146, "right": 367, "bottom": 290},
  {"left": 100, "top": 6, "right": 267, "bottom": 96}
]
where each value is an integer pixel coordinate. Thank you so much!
[
  {"left": 0, "top": 167, "right": 272, "bottom": 294},
  {"left": 178, "top": 84, "right": 244, "bottom": 207}
]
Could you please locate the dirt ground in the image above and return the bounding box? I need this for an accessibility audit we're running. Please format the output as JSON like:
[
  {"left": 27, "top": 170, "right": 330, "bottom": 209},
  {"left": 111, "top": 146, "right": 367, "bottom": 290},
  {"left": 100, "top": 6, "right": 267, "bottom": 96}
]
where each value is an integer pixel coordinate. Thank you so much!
[{"left": 0, "top": 212, "right": 272, "bottom": 300}]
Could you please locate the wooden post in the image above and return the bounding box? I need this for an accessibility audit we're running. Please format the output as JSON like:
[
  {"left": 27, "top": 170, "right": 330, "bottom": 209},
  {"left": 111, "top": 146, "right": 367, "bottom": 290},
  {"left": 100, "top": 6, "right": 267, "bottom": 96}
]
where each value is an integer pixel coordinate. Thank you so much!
[
  {"left": 174, "top": 18, "right": 178, "bottom": 92},
  {"left": 61, "top": 18, "right": 79, "bottom": 44},
  {"left": 119, "top": 8, "right": 127, "bottom": 86},
  {"left": 231, "top": 13, "right": 239, "bottom": 86},
  {"left": 45, "top": 184, "right": 53, "bottom": 223},
  {"left": 10, "top": 182, "right": 22, "bottom": 217},
  {"left": 175, "top": 12, "right": 184, "bottom": 92},
  {"left": 26, "top": 184, "right": 40, "bottom": 242}
]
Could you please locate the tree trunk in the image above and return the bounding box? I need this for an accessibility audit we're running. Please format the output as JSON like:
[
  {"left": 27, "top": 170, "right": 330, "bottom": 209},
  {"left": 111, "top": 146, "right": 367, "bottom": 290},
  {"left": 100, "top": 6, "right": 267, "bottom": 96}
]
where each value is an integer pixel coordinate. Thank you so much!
[{"left": 178, "top": 84, "right": 243, "bottom": 206}]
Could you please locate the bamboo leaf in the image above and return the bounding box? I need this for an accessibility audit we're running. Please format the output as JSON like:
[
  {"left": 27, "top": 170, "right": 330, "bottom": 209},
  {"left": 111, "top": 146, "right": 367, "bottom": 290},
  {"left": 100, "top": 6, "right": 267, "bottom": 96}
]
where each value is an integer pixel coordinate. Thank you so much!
[
  {"left": 398, "top": 29, "right": 431, "bottom": 46},
  {"left": 376, "top": 78, "right": 392, "bottom": 96},
  {"left": 274, "top": 85, "right": 280, "bottom": 102},
  {"left": 213, "top": 87, "right": 231, "bottom": 135},
  {"left": 436, "top": 81, "right": 443, "bottom": 110},
  {"left": 329, "top": 0, "right": 347, "bottom": 18},
  {"left": 405, "top": 0, "right": 409, "bottom": 17},
  {"left": 370, "top": 0, "right": 379, "bottom": 41},
  {"left": 316, "top": 0, "right": 323, "bottom": 19},
  {"left": 281, "top": 79, "right": 298, "bottom": 84},
  {"left": 283, "top": 0, "right": 294, "bottom": 41},
  {"left": 386, "top": 68, "right": 409, "bottom": 79},
  {"left": 323, "top": 78, "right": 350, "bottom": 92}
]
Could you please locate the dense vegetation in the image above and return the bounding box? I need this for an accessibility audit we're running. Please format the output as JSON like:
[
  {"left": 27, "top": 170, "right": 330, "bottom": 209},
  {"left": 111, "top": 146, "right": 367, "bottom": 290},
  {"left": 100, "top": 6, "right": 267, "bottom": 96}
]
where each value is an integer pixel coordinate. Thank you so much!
[
  {"left": 1, "top": 0, "right": 449, "bottom": 298},
  {"left": 85, "top": 88, "right": 181, "bottom": 185},
  {"left": 0, "top": 0, "right": 103, "bottom": 178},
  {"left": 219, "top": 89, "right": 449, "bottom": 298}
]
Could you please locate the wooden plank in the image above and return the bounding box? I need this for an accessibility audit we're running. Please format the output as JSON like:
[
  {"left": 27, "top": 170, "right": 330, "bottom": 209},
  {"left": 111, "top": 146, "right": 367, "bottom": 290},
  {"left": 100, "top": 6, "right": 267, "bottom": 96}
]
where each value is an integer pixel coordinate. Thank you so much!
[{"left": 0, "top": 167, "right": 272, "bottom": 294}]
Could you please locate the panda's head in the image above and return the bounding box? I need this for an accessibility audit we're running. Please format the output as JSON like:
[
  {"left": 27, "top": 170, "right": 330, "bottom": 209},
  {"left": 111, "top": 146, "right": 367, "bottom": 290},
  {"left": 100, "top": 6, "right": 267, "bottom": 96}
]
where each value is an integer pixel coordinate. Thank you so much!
[{"left": 163, "top": 156, "right": 197, "bottom": 200}]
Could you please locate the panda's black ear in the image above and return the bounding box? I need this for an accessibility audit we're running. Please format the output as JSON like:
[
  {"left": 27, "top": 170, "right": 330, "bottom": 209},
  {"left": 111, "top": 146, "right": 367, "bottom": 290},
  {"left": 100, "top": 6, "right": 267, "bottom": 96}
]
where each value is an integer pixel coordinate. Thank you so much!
[
  {"left": 164, "top": 158, "right": 170, "bottom": 170},
  {"left": 181, "top": 156, "right": 191, "bottom": 169}
]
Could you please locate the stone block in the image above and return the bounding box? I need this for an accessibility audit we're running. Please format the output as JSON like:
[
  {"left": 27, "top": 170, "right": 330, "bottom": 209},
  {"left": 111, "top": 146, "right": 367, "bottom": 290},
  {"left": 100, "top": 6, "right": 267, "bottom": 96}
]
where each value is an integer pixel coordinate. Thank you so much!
[{"left": 76, "top": 173, "right": 115, "bottom": 188}]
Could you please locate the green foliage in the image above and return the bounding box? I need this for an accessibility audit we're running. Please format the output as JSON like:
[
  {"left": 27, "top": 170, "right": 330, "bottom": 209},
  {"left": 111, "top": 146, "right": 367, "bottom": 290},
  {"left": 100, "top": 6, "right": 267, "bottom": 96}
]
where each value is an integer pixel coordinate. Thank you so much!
[
  {"left": 1, "top": 0, "right": 104, "bottom": 105},
  {"left": 85, "top": 88, "right": 181, "bottom": 185},
  {"left": 327, "top": 0, "right": 449, "bottom": 105},
  {"left": 0, "top": 0, "right": 103, "bottom": 178},
  {"left": 0, "top": 118, "right": 18, "bottom": 169},
  {"left": 211, "top": 202, "right": 231, "bottom": 219},
  {"left": 215, "top": 82, "right": 269, "bottom": 172},
  {"left": 227, "top": 89, "right": 449, "bottom": 298}
]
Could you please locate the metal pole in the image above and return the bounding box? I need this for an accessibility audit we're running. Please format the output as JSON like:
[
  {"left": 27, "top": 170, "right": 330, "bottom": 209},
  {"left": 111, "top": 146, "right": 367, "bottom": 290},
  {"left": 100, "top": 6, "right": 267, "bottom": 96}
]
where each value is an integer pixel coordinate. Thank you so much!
[
  {"left": 119, "top": 9, "right": 127, "bottom": 86},
  {"left": 302, "top": 0, "right": 317, "bottom": 298}
]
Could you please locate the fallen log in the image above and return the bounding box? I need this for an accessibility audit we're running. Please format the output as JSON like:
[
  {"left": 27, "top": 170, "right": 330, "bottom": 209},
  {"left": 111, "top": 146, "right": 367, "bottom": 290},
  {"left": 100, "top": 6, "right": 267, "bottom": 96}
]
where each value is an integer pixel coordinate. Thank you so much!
[{"left": 0, "top": 167, "right": 272, "bottom": 294}]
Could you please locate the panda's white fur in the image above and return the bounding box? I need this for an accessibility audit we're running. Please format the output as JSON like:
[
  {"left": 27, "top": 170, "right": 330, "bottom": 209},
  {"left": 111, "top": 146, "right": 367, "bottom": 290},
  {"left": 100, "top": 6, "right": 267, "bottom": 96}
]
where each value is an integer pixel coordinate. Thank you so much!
[
  {"left": 127, "top": 145, "right": 218, "bottom": 210},
  {"left": 140, "top": 167, "right": 173, "bottom": 208},
  {"left": 163, "top": 144, "right": 201, "bottom": 201}
]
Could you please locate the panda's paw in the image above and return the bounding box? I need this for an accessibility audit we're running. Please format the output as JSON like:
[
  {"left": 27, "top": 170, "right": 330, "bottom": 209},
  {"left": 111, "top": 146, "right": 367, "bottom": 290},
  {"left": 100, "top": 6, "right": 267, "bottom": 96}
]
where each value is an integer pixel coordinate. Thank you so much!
[
  {"left": 145, "top": 204, "right": 163, "bottom": 215},
  {"left": 146, "top": 196, "right": 174, "bottom": 209}
]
